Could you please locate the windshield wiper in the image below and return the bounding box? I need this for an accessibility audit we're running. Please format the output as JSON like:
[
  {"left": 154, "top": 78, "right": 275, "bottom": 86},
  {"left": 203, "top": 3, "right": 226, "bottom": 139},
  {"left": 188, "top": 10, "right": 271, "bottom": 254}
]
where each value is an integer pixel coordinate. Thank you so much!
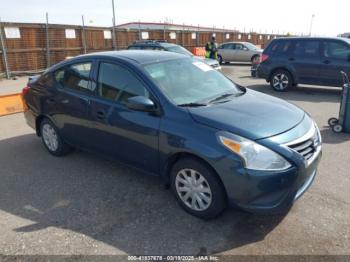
[
  {"left": 178, "top": 102, "right": 207, "bottom": 107},
  {"left": 208, "top": 93, "right": 236, "bottom": 104}
]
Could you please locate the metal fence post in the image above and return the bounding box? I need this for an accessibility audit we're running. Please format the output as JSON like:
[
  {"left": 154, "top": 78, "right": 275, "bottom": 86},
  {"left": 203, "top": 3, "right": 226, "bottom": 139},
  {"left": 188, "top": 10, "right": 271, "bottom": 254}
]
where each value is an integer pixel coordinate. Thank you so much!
[
  {"left": 45, "top": 13, "right": 50, "bottom": 68},
  {"left": 0, "top": 18, "right": 11, "bottom": 79},
  {"left": 138, "top": 21, "right": 141, "bottom": 40},
  {"left": 81, "top": 15, "right": 87, "bottom": 54}
]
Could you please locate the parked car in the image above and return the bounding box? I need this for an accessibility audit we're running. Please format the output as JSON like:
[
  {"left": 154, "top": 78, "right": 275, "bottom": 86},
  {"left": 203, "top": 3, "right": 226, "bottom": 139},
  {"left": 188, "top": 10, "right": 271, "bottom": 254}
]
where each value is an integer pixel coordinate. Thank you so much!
[
  {"left": 257, "top": 37, "right": 350, "bottom": 91},
  {"left": 128, "top": 40, "right": 221, "bottom": 70},
  {"left": 23, "top": 51, "right": 322, "bottom": 219},
  {"left": 217, "top": 42, "right": 262, "bottom": 64}
]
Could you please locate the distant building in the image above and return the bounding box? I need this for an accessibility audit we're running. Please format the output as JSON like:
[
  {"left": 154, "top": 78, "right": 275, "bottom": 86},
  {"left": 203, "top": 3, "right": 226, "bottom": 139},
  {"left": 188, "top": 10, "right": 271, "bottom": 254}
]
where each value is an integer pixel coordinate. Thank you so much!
[
  {"left": 116, "top": 22, "right": 236, "bottom": 32},
  {"left": 338, "top": 32, "right": 350, "bottom": 38}
]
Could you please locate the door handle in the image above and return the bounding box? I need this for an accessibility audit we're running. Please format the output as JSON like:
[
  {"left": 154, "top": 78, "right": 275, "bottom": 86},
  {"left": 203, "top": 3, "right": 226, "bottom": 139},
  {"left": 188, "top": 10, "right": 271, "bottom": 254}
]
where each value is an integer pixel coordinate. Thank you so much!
[
  {"left": 323, "top": 60, "right": 331, "bottom": 64},
  {"left": 47, "top": 98, "right": 55, "bottom": 104},
  {"left": 289, "top": 57, "right": 295, "bottom": 61},
  {"left": 96, "top": 111, "right": 106, "bottom": 120}
]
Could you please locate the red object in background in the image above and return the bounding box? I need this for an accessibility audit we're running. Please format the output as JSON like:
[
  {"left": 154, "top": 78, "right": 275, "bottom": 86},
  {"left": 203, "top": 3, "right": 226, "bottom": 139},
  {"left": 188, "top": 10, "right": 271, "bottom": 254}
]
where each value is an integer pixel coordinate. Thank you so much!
[{"left": 192, "top": 47, "right": 206, "bottom": 57}]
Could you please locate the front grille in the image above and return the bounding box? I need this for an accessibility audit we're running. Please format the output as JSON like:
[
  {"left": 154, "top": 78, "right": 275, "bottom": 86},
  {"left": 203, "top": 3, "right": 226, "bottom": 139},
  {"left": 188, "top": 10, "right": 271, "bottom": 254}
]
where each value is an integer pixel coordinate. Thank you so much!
[
  {"left": 286, "top": 125, "right": 321, "bottom": 161},
  {"left": 288, "top": 139, "right": 315, "bottom": 160}
]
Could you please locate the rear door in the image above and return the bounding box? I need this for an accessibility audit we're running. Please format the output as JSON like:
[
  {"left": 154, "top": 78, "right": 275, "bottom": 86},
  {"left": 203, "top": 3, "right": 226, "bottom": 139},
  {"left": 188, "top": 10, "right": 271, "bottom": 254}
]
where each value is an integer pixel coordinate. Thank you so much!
[
  {"left": 319, "top": 39, "right": 350, "bottom": 86},
  {"left": 88, "top": 61, "right": 161, "bottom": 173},
  {"left": 219, "top": 43, "right": 235, "bottom": 61},
  {"left": 52, "top": 61, "right": 96, "bottom": 148},
  {"left": 289, "top": 40, "right": 322, "bottom": 85}
]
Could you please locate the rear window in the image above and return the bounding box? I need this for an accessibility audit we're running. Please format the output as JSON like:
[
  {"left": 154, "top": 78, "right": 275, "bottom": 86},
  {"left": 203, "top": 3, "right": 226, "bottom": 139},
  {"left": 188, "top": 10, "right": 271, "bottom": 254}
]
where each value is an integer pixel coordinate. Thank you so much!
[{"left": 265, "top": 40, "right": 292, "bottom": 55}]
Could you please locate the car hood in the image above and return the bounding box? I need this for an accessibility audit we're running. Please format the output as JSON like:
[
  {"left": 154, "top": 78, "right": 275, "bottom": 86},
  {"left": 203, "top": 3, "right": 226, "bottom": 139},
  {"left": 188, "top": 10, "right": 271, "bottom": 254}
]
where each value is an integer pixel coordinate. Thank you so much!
[{"left": 188, "top": 90, "right": 305, "bottom": 140}]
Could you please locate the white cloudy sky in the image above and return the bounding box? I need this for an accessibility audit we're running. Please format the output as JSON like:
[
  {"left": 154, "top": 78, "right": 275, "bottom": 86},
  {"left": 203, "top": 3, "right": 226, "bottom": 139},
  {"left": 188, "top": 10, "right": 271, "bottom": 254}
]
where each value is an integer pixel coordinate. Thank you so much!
[{"left": 1, "top": 0, "right": 348, "bottom": 36}]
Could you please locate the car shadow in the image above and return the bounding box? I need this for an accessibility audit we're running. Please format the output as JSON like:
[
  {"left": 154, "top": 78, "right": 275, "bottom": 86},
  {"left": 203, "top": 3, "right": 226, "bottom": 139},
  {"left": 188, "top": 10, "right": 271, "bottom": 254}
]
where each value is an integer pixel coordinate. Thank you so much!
[
  {"left": 0, "top": 134, "right": 286, "bottom": 255},
  {"left": 246, "top": 84, "right": 342, "bottom": 104},
  {"left": 319, "top": 127, "right": 350, "bottom": 144},
  {"left": 221, "top": 62, "right": 252, "bottom": 67}
]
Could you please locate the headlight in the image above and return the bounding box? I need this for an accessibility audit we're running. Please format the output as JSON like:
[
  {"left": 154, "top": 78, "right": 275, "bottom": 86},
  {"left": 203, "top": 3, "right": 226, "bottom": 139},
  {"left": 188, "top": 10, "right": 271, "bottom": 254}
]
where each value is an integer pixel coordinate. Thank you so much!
[{"left": 218, "top": 132, "right": 292, "bottom": 171}]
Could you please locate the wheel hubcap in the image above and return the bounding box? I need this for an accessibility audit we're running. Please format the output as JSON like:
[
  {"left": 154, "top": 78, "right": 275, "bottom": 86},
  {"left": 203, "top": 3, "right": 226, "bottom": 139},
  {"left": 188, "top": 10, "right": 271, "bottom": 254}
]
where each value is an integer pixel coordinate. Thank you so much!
[
  {"left": 175, "top": 169, "right": 212, "bottom": 211},
  {"left": 42, "top": 124, "right": 58, "bottom": 151},
  {"left": 273, "top": 73, "right": 289, "bottom": 90}
]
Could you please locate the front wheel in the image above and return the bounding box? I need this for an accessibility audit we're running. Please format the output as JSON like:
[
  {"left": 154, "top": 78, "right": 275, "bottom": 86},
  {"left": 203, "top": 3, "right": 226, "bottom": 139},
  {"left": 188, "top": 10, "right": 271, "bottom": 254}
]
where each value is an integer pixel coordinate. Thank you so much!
[
  {"left": 270, "top": 70, "right": 293, "bottom": 92},
  {"left": 328, "top": 117, "right": 339, "bottom": 127},
  {"left": 170, "top": 158, "right": 227, "bottom": 219},
  {"left": 40, "top": 118, "right": 72, "bottom": 156}
]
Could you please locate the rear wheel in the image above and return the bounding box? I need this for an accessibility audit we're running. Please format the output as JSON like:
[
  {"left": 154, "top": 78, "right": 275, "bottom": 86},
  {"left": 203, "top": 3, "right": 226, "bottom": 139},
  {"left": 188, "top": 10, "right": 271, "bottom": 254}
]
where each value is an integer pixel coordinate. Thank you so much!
[
  {"left": 170, "top": 158, "right": 227, "bottom": 219},
  {"left": 270, "top": 70, "right": 293, "bottom": 92},
  {"left": 332, "top": 124, "right": 343, "bottom": 133},
  {"left": 40, "top": 118, "right": 71, "bottom": 156},
  {"left": 251, "top": 55, "right": 260, "bottom": 64},
  {"left": 217, "top": 55, "right": 223, "bottom": 65}
]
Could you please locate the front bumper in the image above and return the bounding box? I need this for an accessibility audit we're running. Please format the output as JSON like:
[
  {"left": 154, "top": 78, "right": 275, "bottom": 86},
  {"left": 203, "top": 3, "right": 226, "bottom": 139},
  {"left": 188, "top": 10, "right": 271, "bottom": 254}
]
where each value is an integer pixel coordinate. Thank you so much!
[{"left": 214, "top": 145, "right": 322, "bottom": 215}]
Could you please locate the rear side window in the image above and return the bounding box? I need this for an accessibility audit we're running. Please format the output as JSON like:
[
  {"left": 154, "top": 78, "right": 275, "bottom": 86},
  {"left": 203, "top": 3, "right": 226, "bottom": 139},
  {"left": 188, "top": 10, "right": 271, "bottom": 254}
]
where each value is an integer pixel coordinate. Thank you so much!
[
  {"left": 323, "top": 41, "right": 350, "bottom": 60},
  {"left": 97, "top": 62, "right": 149, "bottom": 103},
  {"left": 54, "top": 62, "right": 93, "bottom": 93},
  {"left": 293, "top": 40, "right": 320, "bottom": 58},
  {"left": 266, "top": 40, "right": 291, "bottom": 55},
  {"left": 37, "top": 73, "right": 54, "bottom": 87}
]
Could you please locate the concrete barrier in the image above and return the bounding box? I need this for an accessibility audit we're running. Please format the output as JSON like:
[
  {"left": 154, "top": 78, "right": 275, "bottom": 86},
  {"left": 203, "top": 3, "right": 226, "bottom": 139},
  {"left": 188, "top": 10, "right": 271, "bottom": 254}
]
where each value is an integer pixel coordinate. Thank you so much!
[{"left": 0, "top": 93, "right": 25, "bottom": 116}]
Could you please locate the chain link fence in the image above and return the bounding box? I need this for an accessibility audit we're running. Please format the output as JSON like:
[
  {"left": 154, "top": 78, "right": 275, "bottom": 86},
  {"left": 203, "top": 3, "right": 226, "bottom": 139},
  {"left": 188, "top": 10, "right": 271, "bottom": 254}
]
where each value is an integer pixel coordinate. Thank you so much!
[{"left": 0, "top": 16, "right": 284, "bottom": 79}]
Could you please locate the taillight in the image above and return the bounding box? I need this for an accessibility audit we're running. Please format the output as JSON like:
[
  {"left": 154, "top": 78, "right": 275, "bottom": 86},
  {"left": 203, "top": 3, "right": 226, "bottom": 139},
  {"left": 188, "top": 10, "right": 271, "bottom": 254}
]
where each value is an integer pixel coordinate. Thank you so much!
[
  {"left": 22, "top": 86, "right": 30, "bottom": 96},
  {"left": 260, "top": 54, "right": 269, "bottom": 63}
]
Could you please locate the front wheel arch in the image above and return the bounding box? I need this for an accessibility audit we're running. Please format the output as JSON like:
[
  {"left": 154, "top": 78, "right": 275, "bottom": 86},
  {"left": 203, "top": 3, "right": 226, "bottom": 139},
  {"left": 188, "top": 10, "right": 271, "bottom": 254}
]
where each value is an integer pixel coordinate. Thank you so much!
[{"left": 162, "top": 152, "right": 226, "bottom": 194}]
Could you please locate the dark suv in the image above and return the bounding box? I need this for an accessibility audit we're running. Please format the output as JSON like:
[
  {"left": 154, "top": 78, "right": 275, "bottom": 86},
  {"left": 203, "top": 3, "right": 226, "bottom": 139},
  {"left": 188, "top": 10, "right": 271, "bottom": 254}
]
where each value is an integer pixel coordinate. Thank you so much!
[
  {"left": 128, "top": 40, "right": 221, "bottom": 70},
  {"left": 257, "top": 37, "right": 350, "bottom": 91}
]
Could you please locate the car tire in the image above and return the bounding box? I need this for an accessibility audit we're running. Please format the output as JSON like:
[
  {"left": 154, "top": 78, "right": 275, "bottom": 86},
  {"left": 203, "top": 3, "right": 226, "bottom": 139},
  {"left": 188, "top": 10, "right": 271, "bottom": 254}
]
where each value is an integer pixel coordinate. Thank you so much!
[
  {"left": 332, "top": 124, "right": 343, "bottom": 133},
  {"left": 251, "top": 55, "right": 260, "bottom": 64},
  {"left": 328, "top": 117, "right": 339, "bottom": 127},
  {"left": 270, "top": 69, "right": 293, "bottom": 92},
  {"left": 170, "top": 157, "right": 227, "bottom": 219},
  {"left": 218, "top": 55, "right": 223, "bottom": 65},
  {"left": 40, "top": 118, "right": 71, "bottom": 156}
]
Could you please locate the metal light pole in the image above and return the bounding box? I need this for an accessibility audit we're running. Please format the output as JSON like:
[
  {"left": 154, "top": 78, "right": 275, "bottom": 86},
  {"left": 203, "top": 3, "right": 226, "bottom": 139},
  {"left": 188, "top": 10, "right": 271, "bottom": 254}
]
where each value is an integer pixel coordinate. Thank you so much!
[
  {"left": 111, "top": 0, "right": 117, "bottom": 50},
  {"left": 309, "top": 14, "right": 315, "bottom": 36}
]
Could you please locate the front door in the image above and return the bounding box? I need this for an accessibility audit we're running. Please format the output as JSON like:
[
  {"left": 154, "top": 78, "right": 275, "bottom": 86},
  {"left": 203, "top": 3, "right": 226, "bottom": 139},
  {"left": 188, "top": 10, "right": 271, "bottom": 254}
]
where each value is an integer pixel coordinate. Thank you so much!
[
  {"left": 88, "top": 61, "right": 161, "bottom": 173},
  {"left": 319, "top": 40, "right": 350, "bottom": 87}
]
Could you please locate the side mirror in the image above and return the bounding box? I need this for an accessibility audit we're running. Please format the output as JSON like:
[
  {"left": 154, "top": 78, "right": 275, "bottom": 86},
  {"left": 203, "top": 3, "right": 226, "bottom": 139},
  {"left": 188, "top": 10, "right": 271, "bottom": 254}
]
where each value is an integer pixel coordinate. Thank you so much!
[
  {"left": 126, "top": 96, "right": 156, "bottom": 112},
  {"left": 243, "top": 47, "right": 248, "bottom": 51}
]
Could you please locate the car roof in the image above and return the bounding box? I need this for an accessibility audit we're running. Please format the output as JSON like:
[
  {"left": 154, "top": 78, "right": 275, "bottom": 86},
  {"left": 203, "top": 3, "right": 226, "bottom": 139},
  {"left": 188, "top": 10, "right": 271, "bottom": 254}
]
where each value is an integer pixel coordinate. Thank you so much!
[
  {"left": 271, "top": 36, "right": 350, "bottom": 43},
  {"left": 71, "top": 50, "right": 188, "bottom": 65}
]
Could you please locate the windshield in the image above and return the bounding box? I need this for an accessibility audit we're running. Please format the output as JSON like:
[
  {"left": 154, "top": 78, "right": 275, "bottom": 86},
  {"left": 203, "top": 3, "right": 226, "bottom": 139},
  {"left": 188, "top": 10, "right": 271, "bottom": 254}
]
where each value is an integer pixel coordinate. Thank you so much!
[
  {"left": 245, "top": 42, "right": 259, "bottom": 50},
  {"left": 162, "top": 44, "right": 193, "bottom": 56},
  {"left": 144, "top": 58, "right": 242, "bottom": 105}
]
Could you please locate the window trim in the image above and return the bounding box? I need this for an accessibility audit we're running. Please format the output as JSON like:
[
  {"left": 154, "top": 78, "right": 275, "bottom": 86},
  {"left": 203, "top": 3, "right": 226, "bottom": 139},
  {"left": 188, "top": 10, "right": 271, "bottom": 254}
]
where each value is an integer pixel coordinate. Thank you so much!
[
  {"left": 322, "top": 40, "right": 350, "bottom": 61},
  {"left": 95, "top": 60, "right": 159, "bottom": 108},
  {"left": 53, "top": 60, "right": 96, "bottom": 96}
]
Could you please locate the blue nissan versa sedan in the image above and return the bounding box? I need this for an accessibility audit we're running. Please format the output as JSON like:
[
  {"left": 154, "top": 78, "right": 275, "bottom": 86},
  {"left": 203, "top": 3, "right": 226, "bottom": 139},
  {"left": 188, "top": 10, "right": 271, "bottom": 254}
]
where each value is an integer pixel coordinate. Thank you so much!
[{"left": 23, "top": 51, "right": 322, "bottom": 219}]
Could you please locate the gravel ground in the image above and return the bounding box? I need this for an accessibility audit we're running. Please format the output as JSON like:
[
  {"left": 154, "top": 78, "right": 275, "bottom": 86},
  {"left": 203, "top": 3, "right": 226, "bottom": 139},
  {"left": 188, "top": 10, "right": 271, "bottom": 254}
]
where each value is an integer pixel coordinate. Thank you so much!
[{"left": 0, "top": 64, "right": 349, "bottom": 257}]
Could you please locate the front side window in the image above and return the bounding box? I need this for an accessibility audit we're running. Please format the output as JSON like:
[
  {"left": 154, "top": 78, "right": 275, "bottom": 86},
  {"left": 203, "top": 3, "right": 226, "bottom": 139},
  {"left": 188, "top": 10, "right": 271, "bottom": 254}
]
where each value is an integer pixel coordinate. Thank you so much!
[
  {"left": 324, "top": 41, "right": 350, "bottom": 60},
  {"left": 293, "top": 40, "right": 320, "bottom": 58},
  {"left": 144, "top": 58, "right": 242, "bottom": 105},
  {"left": 54, "top": 62, "right": 93, "bottom": 93},
  {"left": 97, "top": 62, "right": 149, "bottom": 103}
]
